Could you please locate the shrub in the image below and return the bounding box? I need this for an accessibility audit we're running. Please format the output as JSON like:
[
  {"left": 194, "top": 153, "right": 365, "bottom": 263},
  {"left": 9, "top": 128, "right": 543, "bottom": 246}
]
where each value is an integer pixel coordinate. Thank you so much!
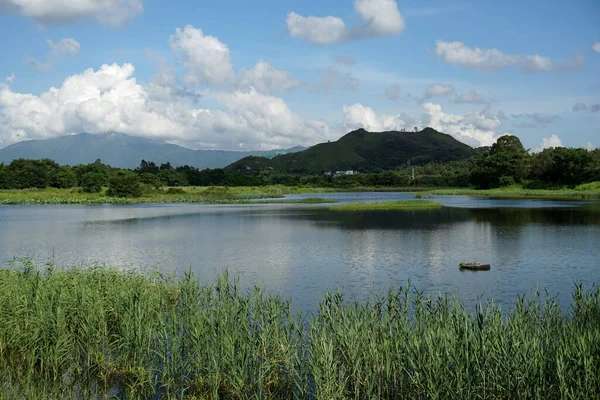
[
  {"left": 81, "top": 171, "right": 106, "bottom": 193},
  {"left": 106, "top": 171, "right": 142, "bottom": 198}
]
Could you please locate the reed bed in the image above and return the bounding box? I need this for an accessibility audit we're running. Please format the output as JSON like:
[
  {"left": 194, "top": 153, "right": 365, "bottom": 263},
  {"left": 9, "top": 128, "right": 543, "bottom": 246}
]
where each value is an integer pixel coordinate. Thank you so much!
[
  {"left": 0, "top": 262, "right": 599, "bottom": 399},
  {"left": 330, "top": 199, "right": 441, "bottom": 211},
  {"left": 425, "top": 186, "right": 600, "bottom": 200}
]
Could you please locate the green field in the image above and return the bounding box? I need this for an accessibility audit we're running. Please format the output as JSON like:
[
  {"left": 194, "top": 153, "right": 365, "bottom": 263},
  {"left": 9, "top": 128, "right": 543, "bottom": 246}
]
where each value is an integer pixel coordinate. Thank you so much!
[
  {"left": 0, "top": 262, "right": 598, "bottom": 399},
  {"left": 330, "top": 199, "right": 441, "bottom": 211}
]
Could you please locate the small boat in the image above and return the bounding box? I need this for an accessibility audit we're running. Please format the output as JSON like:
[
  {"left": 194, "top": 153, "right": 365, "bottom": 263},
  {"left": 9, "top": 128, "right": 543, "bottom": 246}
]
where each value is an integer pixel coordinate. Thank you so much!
[{"left": 459, "top": 262, "right": 491, "bottom": 271}]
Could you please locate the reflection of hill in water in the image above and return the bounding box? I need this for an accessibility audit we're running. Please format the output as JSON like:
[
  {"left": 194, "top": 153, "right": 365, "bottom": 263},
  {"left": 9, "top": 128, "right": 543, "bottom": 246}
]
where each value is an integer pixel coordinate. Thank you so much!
[{"left": 297, "top": 205, "right": 600, "bottom": 230}]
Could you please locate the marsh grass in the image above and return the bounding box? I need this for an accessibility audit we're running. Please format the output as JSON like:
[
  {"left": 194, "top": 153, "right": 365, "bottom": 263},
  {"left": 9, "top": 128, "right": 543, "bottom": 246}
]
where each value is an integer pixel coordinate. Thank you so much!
[
  {"left": 0, "top": 186, "right": 285, "bottom": 205},
  {"left": 1, "top": 261, "right": 599, "bottom": 399},
  {"left": 329, "top": 200, "right": 441, "bottom": 211},
  {"left": 425, "top": 185, "right": 600, "bottom": 200}
]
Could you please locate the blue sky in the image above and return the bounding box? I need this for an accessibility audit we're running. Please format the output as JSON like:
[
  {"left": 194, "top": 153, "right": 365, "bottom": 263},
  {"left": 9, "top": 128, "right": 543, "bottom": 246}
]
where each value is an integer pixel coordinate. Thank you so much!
[{"left": 0, "top": 0, "right": 598, "bottom": 151}]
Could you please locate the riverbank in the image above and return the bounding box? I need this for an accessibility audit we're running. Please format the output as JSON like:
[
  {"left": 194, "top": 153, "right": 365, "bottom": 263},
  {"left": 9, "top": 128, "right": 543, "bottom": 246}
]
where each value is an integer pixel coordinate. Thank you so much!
[
  {"left": 425, "top": 184, "right": 600, "bottom": 200},
  {"left": 2, "top": 183, "right": 600, "bottom": 205},
  {"left": 0, "top": 186, "right": 416, "bottom": 205},
  {"left": 1, "top": 263, "right": 598, "bottom": 399}
]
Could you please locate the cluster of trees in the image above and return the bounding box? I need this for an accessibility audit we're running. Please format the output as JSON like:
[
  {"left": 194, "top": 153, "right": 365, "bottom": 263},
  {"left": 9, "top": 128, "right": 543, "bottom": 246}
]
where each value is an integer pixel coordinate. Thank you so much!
[
  {"left": 0, "top": 135, "right": 598, "bottom": 196},
  {"left": 469, "top": 136, "right": 600, "bottom": 189}
]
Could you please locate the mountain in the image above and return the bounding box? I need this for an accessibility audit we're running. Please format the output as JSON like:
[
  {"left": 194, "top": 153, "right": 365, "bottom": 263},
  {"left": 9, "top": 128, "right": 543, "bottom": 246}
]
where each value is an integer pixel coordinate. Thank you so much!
[
  {"left": 226, "top": 127, "right": 474, "bottom": 174},
  {"left": 0, "top": 133, "right": 304, "bottom": 169}
]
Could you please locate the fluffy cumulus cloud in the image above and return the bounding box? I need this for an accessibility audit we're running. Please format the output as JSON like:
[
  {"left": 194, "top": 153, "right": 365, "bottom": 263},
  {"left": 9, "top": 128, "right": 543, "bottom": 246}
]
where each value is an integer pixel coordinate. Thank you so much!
[
  {"left": 343, "top": 103, "right": 412, "bottom": 132},
  {"left": 421, "top": 102, "right": 504, "bottom": 147},
  {"left": 0, "top": 63, "right": 332, "bottom": 150},
  {"left": 534, "top": 134, "right": 563, "bottom": 152},
  {"left": 169, "top": 25, "right": 235, "bottom": 86},
  {"left": 434, "top": 40, "right": 585, "bottom": 72},
  {"left": 422, "top": 83, "right": 455, "bottom": 100},
  {"left": 593, "top": 43, "right": 600, "bottom": 53},
  {"left": 237, "top": 61, "right": 300, "bottom": 95},
  {"left": 584, "top": 142, "right": 597, "bottom": 151},
  {"left": 287, "top": 0, "right": 405, "bottom": 44},
  {"left": 285, "top": 12, "right": 347, "bottom": 45},
  {"left": 26, "top": 38, "right": 80, "bottom": 71},
  {"left": 384, "top": 84, "right": 400, "bottom": 100},
  {"left": 0, "top": 0, "right": 142, "bottom": 27}
]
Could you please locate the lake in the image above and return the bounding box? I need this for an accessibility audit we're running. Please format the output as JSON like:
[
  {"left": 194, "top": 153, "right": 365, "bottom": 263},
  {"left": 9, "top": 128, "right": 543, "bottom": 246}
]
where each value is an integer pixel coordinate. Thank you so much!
[{"left": 1, "top": 192, "right": 598, "bottom": 312}]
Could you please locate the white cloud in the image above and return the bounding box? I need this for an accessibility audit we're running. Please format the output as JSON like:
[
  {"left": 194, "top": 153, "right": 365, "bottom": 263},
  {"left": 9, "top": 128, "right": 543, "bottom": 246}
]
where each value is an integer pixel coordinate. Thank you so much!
[
  {"left": 5, "top": 74, "right": 15, "bottom": 85},
  {"left": 455, "top": 90, "right": 488, "bottom": 104},
  {"left": 422, "top": 102, "right": 504, "bottom": 147},
  {"left": 26, "top": 38, "right": 80, "bottom": 71},
  {"left": 353, "top": 0, "right": 405, "bottom": 36},
  {"left": 287, "top": 0, "right": 405, "bottom": 44},
  {"left": 343, "top": 103, "right": 411, "bottom": 132},
  {"left": 169, "top": 25, "right": 234, "bottom": 86},
  {"left": 593, "top": 43, "right": 600, "bottom": 53},
  {"left": 237, "top": 60, "right": 300, "bottom": 94},
  {"left": 422, "top": 83, "right": 455, "bottom": 100},
  {"left": 572, "top": 102, "right": 588, "bottom": 112},
  {"left": 286, "top": 12, "right": 347, "bottom": 45},
  {"left": 434, "top": 40, "right": 585, "bottom": 72},
  {"left": 384, "top": 84, "right": 400, "bottom": 100},
  {"left": 534, "top": 134, "right": 563, "bottom": 152},
  {"left": 0, "top": 63, "right": 332, "bottom": 150},
  {"left": 584, "top": 142, "right": 596, "bottom": 151},
  {"left": 0, "top": 0, "right": 142, "bottom": 27}
]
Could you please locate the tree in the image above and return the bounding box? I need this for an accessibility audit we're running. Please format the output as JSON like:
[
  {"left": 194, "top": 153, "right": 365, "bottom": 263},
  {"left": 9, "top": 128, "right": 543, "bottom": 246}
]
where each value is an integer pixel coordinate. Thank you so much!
[
  {"left": 81, "top": 171, "right": 106, "bottom": 193},
  {"left": 106, "top": 171, "right": 143, "bottom": 197},
  {"left": 470, "top": 135, "right": 530, "bottom": 188},
  {"left": 55, "top": 166, "right": 77, "bottom": 188}
]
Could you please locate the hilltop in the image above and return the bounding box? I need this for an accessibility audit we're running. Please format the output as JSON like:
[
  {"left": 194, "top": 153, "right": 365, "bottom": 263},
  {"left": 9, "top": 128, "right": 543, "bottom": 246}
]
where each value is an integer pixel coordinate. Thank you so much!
[
  {"left": 0, "top": 133, "right": 304, "bottom": 169},
  {"left": 226, "top": 127, "right": 474, "bottom": 174}
]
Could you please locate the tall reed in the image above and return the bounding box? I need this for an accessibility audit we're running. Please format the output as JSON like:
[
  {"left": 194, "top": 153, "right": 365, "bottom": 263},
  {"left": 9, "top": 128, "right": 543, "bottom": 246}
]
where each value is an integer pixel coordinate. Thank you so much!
[{"left": 0, "top": 261, "right": 598, "bottom": 399}]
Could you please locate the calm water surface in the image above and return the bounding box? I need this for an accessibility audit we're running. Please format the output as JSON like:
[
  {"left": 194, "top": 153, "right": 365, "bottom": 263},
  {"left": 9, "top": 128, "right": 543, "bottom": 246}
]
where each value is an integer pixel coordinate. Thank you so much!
[{"left": 1, "top": 192, "right": 598, "bottom": 312}]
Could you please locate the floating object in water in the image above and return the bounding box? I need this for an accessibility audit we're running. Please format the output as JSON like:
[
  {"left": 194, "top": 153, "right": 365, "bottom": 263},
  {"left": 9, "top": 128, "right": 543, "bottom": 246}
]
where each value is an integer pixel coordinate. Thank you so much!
[{"left": 459, "top": 262, "right": 491, "bottom": 271}]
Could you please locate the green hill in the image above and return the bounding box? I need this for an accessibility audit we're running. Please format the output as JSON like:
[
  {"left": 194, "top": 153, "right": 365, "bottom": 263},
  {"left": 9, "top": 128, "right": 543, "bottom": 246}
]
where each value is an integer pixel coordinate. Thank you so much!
[{"left": 226, "top": 127, "right": 474, "bottom": 174}]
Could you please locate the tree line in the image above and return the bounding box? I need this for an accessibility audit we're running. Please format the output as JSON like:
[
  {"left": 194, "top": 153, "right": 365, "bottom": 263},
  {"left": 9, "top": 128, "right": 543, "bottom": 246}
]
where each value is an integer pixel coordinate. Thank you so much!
[{"left": 0, "top": 135, "right": 598, "bottom": 196}]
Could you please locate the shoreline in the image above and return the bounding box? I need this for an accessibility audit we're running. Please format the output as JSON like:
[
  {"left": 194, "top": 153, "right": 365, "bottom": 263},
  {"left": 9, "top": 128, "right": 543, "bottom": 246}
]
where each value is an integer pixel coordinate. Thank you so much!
[{"left": 1, "top": 185, "right": 600, "bottom": 205}]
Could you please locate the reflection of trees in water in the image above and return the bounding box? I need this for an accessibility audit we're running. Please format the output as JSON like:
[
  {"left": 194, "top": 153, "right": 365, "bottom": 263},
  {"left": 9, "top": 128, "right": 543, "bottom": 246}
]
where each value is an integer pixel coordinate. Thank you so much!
[
  {"left": 295, "top": 208, "right": 472, "bottom": 230},
  {"left": 296, "top": 205, "right": 600, "bottom": 230},
  {"left": 469, "top": 207, "right": 600, "bottom": 226}
]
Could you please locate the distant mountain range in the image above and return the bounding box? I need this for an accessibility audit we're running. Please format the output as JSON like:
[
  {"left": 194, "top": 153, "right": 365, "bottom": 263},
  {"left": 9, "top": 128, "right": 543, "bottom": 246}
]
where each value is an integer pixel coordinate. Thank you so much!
[
  {"left": 0, "top": 133, "right": 305, "bottom": 169},
  {"left": 226, "top": 127, "right": 475, "bottom": 174}
]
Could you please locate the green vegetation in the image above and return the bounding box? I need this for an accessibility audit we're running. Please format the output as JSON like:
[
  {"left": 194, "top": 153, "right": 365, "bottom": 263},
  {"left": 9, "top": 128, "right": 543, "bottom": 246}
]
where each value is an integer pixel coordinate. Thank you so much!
[
  {"left": 426, "top": 184, "right": 600, "bottom": 200},
  {"left": 330, "top": 199, "right": 441, "bottom": 211},
  {"left": 1, "top": 132, "right": 599, "bottom": 204},
  {"left": 0, "top": 186, "right": 285, "bottom": 205},
  {"left": 1, "top": 262, "right": 599, "bottom": 399},
  {"left": 227, "top": 127, "right": 475, "bottom": 174}
]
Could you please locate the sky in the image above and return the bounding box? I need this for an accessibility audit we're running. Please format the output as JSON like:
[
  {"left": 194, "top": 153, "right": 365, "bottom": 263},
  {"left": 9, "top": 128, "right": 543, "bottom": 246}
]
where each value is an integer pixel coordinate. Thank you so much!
[{"left": 0, "top": 0, "right": 598, "bottom": 152}]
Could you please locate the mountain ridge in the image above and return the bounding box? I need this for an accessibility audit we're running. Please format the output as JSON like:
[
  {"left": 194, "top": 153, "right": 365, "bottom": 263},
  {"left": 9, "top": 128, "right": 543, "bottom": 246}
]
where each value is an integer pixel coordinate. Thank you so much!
[{"left": 0, "top": 133, "right": 305, "bottom": 169}]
